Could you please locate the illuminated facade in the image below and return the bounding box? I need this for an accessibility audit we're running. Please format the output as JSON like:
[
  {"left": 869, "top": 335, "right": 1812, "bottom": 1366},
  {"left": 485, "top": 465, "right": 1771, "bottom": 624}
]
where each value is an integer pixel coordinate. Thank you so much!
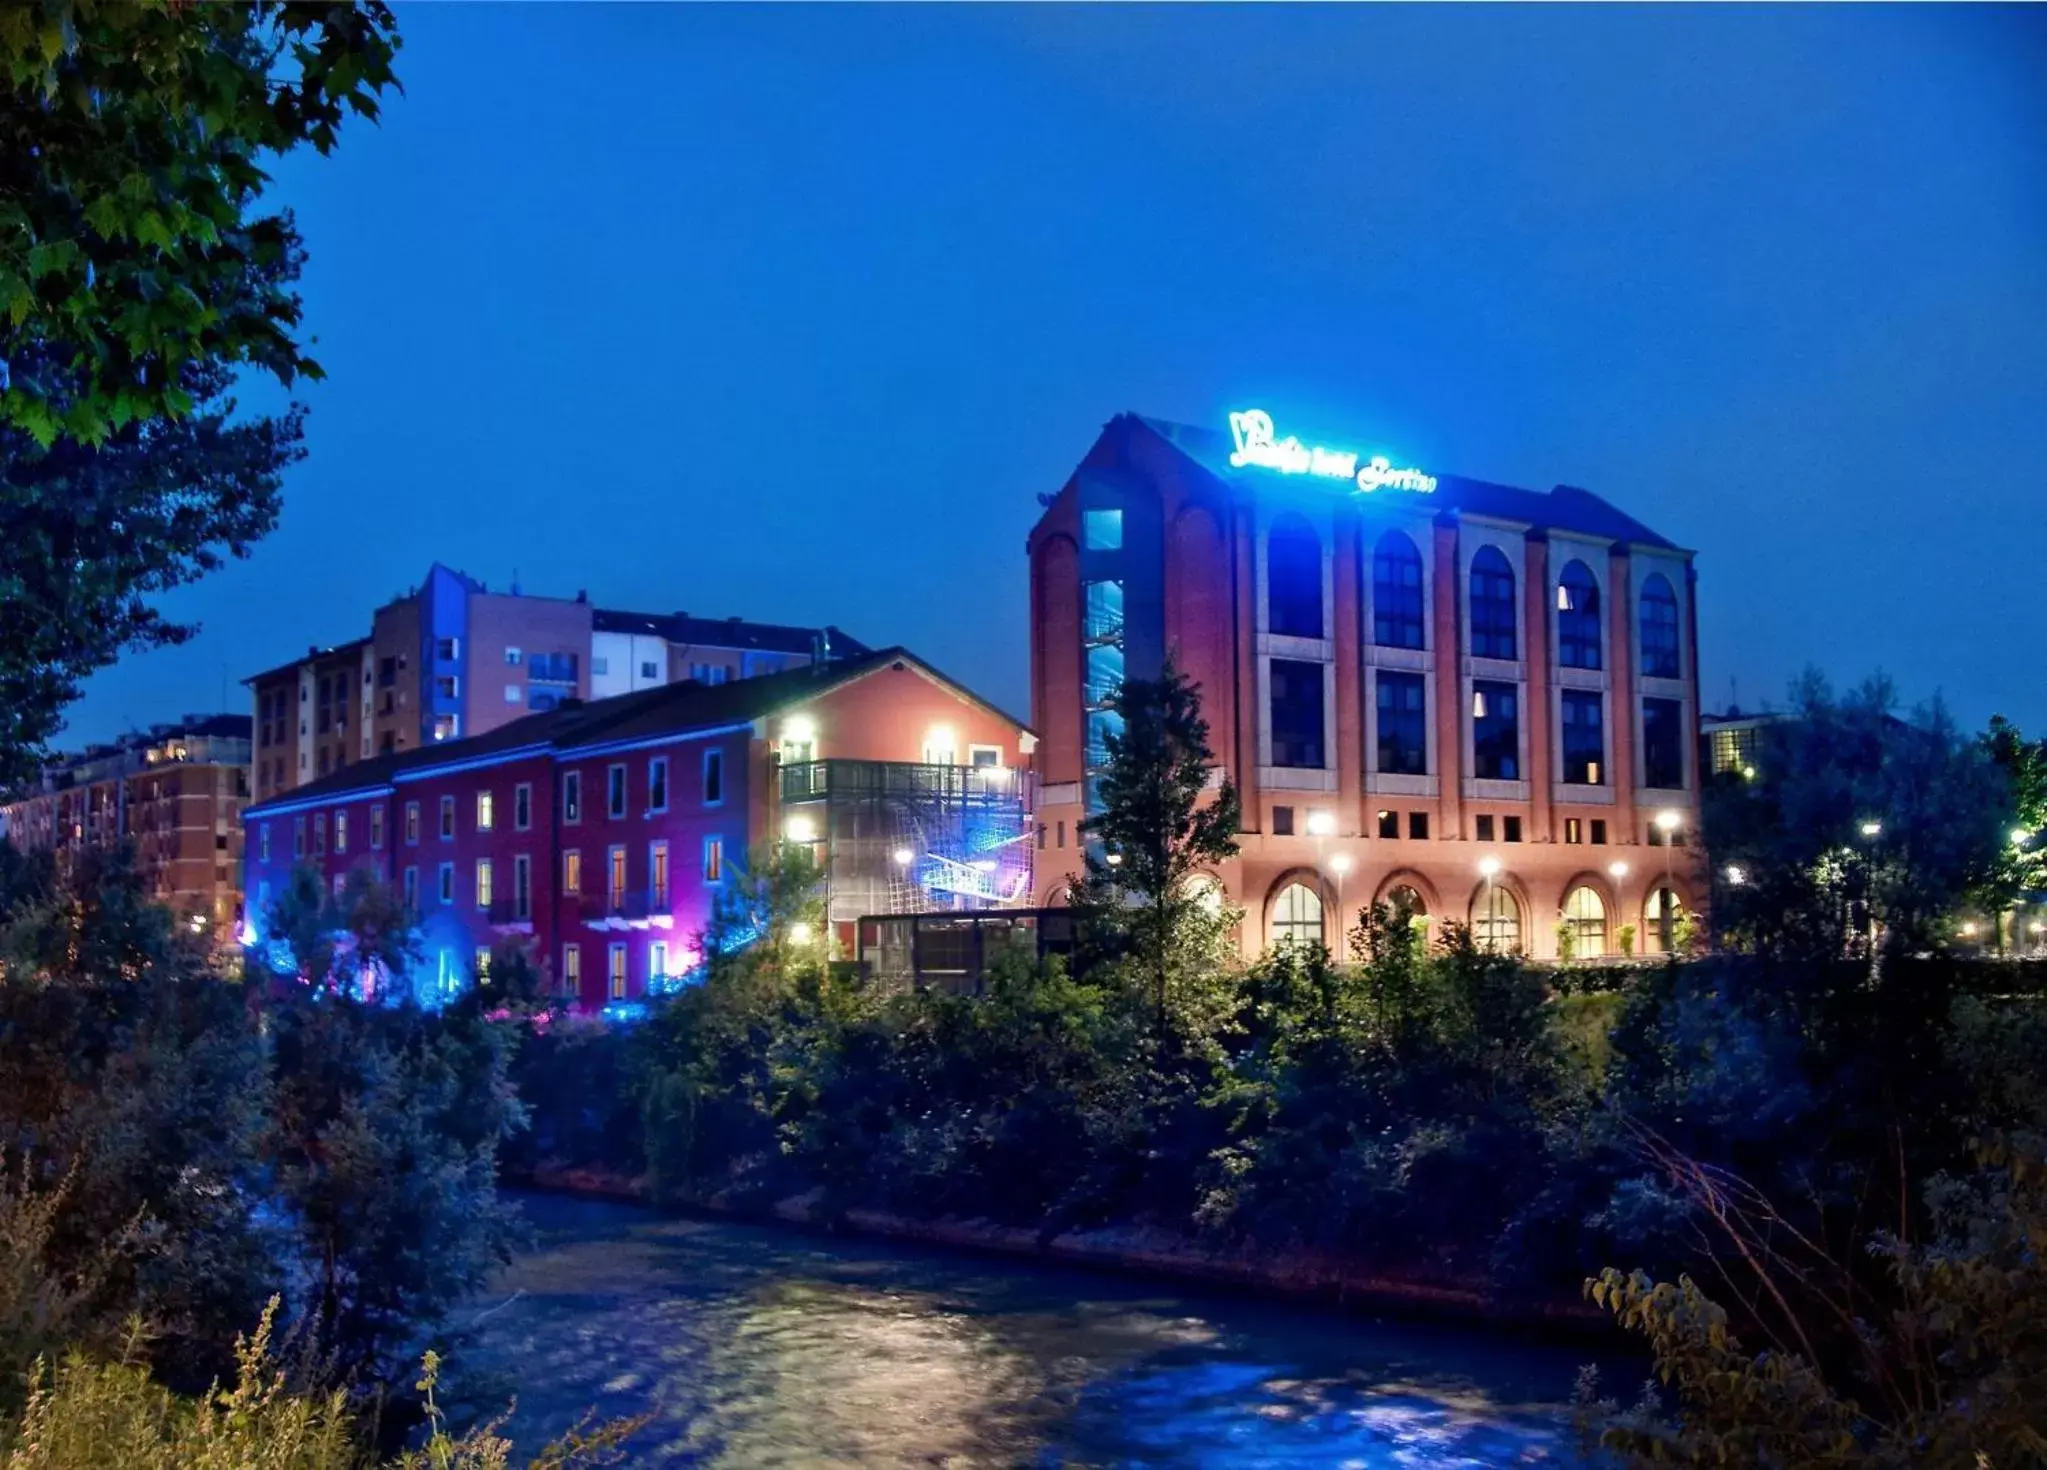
[
  {"left": 1029, "top": 410, "right": 1704, "bottom": 960},
  {"left": 0, "top": 714, "right": 252, "bottom": 936},
  {"left": 239, "top": 649, "right": 1033, "bottom": 1012}
]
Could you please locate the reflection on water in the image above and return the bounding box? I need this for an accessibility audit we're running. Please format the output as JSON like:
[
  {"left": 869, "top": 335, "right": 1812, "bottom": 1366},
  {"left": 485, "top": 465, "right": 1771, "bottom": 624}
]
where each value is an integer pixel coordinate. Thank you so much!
[{"left": 452, "top": 1192, "right": 1582, "bottom": 1466}]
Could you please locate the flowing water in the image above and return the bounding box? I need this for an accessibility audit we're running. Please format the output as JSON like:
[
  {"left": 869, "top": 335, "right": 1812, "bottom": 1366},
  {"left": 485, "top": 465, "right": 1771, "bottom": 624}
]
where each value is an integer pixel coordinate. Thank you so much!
[{"left": 451, "top": 1191, "right": 1601, "bottom": 1467}]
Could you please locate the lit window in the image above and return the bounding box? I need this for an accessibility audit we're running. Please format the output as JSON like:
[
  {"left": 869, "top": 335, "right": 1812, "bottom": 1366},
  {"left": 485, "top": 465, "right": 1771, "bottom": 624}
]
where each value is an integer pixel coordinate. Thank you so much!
[
  {"left": 1646, "top": 887, "right": 1686, "bottom": 954},
  {"left": 1270, "top": 883, "right": 1324, "bottom": 950},
  {"left": 563, "top": 849, "right": 581, "bottom": 893},
  {"left": 649, "top": 940, "right": 669, "bottom": 985},
  {"left": 334, "top": 811, "right": 348, "bottom": 853},
  {"left": 1562, "top": 886, "right": 1607, "bottom": 957},
  {"left": 476, "top": 947, "right": 492, "bottom": 981},
  {"left": 506, "top": 685, "right": 522, "bottom": 704},
  {"left": 505, "top": 647, "right": 522, "bottom": 666},
  {"left": 607, "top": 846, "right": 626, "bottom": 907},
  {"left": 561, "top": 944, "right": 581, "bottom": 997},
  {"left": 1083, "top": 508, "right": 1124, "bottom": 550},
  {"left": 649, "top": 841, "right": 669, "bottom": 906},
  {"left": 703, "top": 835, "right": 723, "bottom": 883},
  {"left": 476, "top": 791, "right": 494, "bottom": 832},
  {"left": 1556, "top": 561, "right": 1601, "bottom": 670},
  {"left": 608, "top": 943, "right": 627, "bottom": 1000},
  {"left": 475, "top": 858, "right": 493, "bottom": 910},
  {"left": 1472, "top": 883, "right": 1521, "bottom": 952}
]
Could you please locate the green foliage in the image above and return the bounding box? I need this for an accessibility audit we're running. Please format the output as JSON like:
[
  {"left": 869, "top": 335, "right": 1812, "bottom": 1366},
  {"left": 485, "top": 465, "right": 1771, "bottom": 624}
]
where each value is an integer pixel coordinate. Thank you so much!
[
  {"left": 1705, "top": 671, "right": 2020, "bottom": 959},
  {"left": 265, "top": 865, "right": 422, "bottom": 998}
]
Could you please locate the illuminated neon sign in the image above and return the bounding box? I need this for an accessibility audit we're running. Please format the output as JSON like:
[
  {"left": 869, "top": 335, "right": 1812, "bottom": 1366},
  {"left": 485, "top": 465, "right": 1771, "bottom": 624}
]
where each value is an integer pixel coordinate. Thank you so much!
[{"left": 1226, "top": 409, "right": 1436, "bottom": 495}]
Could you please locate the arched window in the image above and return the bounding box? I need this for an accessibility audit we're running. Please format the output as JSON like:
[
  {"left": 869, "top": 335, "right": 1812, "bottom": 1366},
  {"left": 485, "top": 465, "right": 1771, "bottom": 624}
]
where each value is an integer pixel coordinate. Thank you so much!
[
  {"left": 1640, "top": 574, "right": 1680, "bottom": 679},
  {"left": 1271, "top": 882, "right": 1325, "bottom": 950},
  {"left": 1384, "top": 884, "right": 1428, "bottom": 918},
  {"left": 1470, "top": 546, "right": 1517, "bottom": 660},
  {"left": 1646, "top": 887, "right": 1686, "bottom": 955},
  {"left": 1562, "top": 885, "right": 1607, "bottom": 958},
  {"left": 1372, "top": 531, "right": 1425, "bottom": 650},
  {"left": 1472, "top": 882, "right": 1521, "bottom": 953},
  {"left": 1556, "top": 561, "right": 1601, "bottom": 670},
  {"left": 1267, "top": 515, "right": 1323, "bottom": 638}
]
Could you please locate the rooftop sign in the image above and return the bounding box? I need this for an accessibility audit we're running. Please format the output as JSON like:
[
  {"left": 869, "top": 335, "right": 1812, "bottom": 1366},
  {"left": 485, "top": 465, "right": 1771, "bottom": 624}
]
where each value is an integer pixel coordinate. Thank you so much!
[{"left": 1226, "top": 409, "right": 1436, "bottom": 495}]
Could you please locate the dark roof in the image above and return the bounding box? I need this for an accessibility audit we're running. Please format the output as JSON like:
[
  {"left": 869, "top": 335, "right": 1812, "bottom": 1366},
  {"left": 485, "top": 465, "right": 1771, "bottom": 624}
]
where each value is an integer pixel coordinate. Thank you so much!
[
  {"left": 1131, "top": 414, "right": 1683, "bottom": 552},
  {"left": 243, "top": 636, "right": 371, "bottom": 687},
  {"left": 591, "top": 608, "right": 869, "bottom": 657},
  {"left": 244, "top": 647, "right": 1024, "bottom": 817}
]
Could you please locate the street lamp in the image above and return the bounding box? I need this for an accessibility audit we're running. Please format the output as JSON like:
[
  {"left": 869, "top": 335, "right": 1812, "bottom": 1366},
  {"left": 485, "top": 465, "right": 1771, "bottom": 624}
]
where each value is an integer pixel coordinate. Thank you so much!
[
  {"left": 1724, "top": 864, "right": 1746, "bottom": 887},
  {"left": 892, "top": 847, "right": 914, "bottom": 867},
  {"left": 1860, "top": 820, "right": 1883, "bottom": 839},
  {"left": 1478, "top": 855, "right": 1502, "bottom": 953},
  {"left": 1305, "top": 810, "right": 1336, "bottom": 837},
  {"left": 1329, "top": 851, "right": 1353, "bottom": 952},
  {"left": 1654, "top": 810, "right": 1681, "bottom": 955},
  {"left": 785, "top": 814, "right": 816, "bottom": 844}
]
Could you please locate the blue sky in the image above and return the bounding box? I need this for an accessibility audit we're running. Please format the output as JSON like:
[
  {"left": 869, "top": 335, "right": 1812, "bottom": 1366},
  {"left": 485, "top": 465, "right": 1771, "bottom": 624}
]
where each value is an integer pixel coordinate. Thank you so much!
[{"left": 67, "top": 4, "right": 2047, "bottom": 741}]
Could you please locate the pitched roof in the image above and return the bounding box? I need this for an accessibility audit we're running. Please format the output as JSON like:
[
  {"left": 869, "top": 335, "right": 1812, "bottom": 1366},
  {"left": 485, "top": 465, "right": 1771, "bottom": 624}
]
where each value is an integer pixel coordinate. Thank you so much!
[
  {"left": 1130, "top": 414, "right": 1683, "bottom": 552},
  {"left": 591, "top": 608, "right": 870, "bottom": 657},
  {"left": 242, "top": 647, "right": 1024, "bottom": 817},
  {"left": 242, "top": 637, "right": 372, "bottom": 687}
]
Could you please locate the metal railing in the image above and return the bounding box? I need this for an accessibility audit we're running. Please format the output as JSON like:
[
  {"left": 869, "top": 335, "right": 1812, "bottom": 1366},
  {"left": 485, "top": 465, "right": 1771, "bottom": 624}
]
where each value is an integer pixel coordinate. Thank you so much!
[{"left": 779, "top": 759, "right": 1026, "bottom": 805}]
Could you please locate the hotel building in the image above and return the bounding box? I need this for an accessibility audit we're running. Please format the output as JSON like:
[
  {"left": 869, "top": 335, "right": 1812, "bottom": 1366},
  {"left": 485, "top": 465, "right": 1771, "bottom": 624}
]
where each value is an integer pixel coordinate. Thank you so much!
[
  {"left": 1028, "top": 409, "right": 1702, "bottom": 959},
  {"left": 0, "top": 714, "right": 253, "bottom": 936},
  {"left": 247, "top": 562, "right": 863, "bottom": 802},
  {"left": 239, "top": 649, "right": 1033, "bottom": 1011}
]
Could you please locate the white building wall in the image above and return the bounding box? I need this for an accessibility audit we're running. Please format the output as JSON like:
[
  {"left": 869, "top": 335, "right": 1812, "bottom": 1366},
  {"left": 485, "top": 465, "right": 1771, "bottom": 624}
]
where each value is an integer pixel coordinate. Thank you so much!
[{"left": 589, "top": 632, "right": 669, "bottom": 700}]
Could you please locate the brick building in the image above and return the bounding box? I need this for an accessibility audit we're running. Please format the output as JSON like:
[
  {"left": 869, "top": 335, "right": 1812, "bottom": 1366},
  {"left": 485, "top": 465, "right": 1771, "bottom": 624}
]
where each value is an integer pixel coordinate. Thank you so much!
[
  {"left": 239, "top": 649, "right": 1033, "bottom": 1011},
  {"left": 0, "top": 714, "right": 252, "bottom": 936},
  {"left": 1028, "top": 409, "right": 1703, "bottom": 960},
  {"left": 247, "top": 563, "right": 864, "bottom": 803}
]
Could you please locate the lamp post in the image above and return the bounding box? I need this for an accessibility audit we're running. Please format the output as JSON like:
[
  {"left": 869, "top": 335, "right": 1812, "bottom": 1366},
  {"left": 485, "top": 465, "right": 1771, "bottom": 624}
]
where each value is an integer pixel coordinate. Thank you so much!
[
  {"left": 1857, "top": 819, "right": 1883, "bottom": 958},
  {"left": 1478, "top": 855, "right": 1502, "bottom": 953},
  {"left": 1329, "top": 851, "right": 1353, "bottom": 957},
  {"left": 1654, "top": 809, "right": 1681, "bottom": 955}
]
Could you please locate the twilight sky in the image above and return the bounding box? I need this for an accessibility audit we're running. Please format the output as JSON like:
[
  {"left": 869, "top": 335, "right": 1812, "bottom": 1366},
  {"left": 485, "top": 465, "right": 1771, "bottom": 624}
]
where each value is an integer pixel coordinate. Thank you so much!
[{"left": 66, "top": 4, "right": 2047, "bottom": 744}]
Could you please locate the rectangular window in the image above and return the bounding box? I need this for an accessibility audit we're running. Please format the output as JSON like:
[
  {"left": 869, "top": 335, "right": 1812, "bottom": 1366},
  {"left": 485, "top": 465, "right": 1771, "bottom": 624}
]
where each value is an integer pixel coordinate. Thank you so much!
[
  {"left": 1272, "top": 805, "right": 1295, "bottom": 836},
  {"left": 506, "top": 647, "right": 522, "bottom": 666},
  {"left": 649, "top": 940, "right": 669, "bottom": 986},
  {"left": 563, "top": 848, "right": 581, "bottom": 893},
  {"left": 969, "top": 745, "right": 1003, "bottom": 769},
  {"left": 1475, "top": 814, "right": 1496, "bottom": 842},
  {"left": 435, "top": 637, "right": 459, "bottom": 661},
  {"left": 403, "top": 865, "right": 418, "bottom": 911},
  {"left": 260, "top": 824, "right": 270, "bottom": 863},
  {"left": 1056, "top": 820, "right": 1066, "bottom": 848},
  {"left": 703, "top": 748, "right": 724, "bottom": 806},
  {"left": 640, "top": 660, "right": 658, "bottom": 680},
  {"left": 1037, "top": 824, "right": 1047, "bottom": 850},
  {"left": 1269, "top": 659, "right": 1325, "bottom": 769},
  {"left": 405, "top": 801, "right": 420, "bottom": 845},
  {"left": 476, "top": 791, "right": 494, "bottom": 832},
  {"left": 608, "top": 943, "right": 627, "bottom": 1000},
  {"left": 1083, "top": 507, "right": 1124, "bottom": 550},
  {"left": 649, "top": 841, "right": 669, "bottom": 906},
  {"left": 591, "top": 656, "right": 609, "bottom": 677},
  {"left": 476, "top": 947, "right": 492, "bottom": 981},
  {"left": 435, "top": 675, "right": 459, "bottom": 700},
  {"left": 607, "top": 764, "right": 627, "bottom": 819},
  {"left": 475, "top": 858, "right": 493, "bottom": 910},
  {"left": 1565, "top": 817, "right": 1583, "bottom": 844},
  {"left": 1472, "top": 680, "right": 1520, "bottom": 781},
  {"left": 561, "top": 943, "right": 581, "bottom": 997},
  {"left": 1591, "top": 819, "right": 1608, "bottom": 844},
  {"left": 1643, "top": 698, "right": 1686, "bottom": 790},
  {"left": 1561, "top": 690, "right": 1606, "bottom": 785},
  {"left": 1504, "top": 815, "right": 1523, "bottom": 843},
  {"left": 1408, "top": 811, "right": 1429, "bottom": 840},
  {"left": 369, "top": 806, "right": 384, "bottom": 850},
  {"left": 513, "top": 853, "right": 531, "bottom": 921},
  {"left": 703, "top": 835, "right": 723, "bottom": 883},
  {"left": 294, "top": 817, "right": 305, "bottom": 857},
  {"left": 514, "top": 782, "right": 531, "bottom": 831},
  {"left": 607, "top": 846, "right": 626, "bottom": 907},
  {"left": 1377, "top": 809, "right": 1399, "bottom": 839},
  {"left": 438, "top": 862, "right": 454, "bottom": 905},
  {"left": 431, "top": 714, "right": 459, "bottom": 742},
  {"left": 313, "top": 812, "right": 327, "bottom": 855},
  {"left": 505, "top": 684, "right": 522, "bottom": 705},
  {"left": 648, "top": 757, "right": 668, "bottom": 813},
  {"left": 439, "top": 795, "right": 455, "bottom": 840},
  {"left": 562, "top": 770, "right": 582, "bottom": 823},
  {"left": 334, "top": 810, "right": 348, "bottom": 853},
  {"left": 1375, "top": 671, "right": 1427, "bottom": 775}
]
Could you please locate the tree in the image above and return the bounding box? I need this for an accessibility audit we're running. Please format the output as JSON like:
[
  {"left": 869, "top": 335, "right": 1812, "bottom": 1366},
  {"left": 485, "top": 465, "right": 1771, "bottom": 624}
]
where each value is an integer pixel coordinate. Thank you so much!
[
  {"left": 0, "top": 1, "right": 400, "bottom": 784},
  {"left": 1704, "top": 672, "right": 2017, "bottom": 959},
  {"left": 263, "top": 864, "right": 420, "bottom": 1000},
  {"left": 1071, "top": 659, "right": 1241, "bottom": 1027}
]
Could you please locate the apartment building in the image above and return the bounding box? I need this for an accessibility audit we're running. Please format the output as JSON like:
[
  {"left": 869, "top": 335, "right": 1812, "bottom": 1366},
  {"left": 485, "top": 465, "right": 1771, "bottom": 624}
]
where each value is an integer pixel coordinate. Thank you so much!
[
  {"left": 240, "top": 648, "right": 1033, "bottom": 1012},
  {"left": 1029, "top": 408, "right": 1704, "bottom": 960},
  {"left": 248, "top": 563, "right": 863, "bottom": 801},
  {"left": 0, "top": 714, "right": 252, "bottom": 935}
]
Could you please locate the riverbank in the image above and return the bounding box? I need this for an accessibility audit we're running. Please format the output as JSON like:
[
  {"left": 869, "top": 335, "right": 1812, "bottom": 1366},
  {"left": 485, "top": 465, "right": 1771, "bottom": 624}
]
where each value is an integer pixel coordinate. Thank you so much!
[{"left": 513, "top": 1162, "right": 1608, "bottom": 1336}]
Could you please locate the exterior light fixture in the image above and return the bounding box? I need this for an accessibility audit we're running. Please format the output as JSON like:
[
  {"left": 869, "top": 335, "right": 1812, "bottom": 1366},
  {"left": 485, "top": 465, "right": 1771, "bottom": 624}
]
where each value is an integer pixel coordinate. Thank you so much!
[
  {"left": 783, "top": 716, "right": 817, "bottom": 744},
  {"left": 784, "top": 815, "right": 817, "bottom": 844},
  {"left": 1724, "top": 865, "right": 1746, "bottom": 886},
  {"left": 1105, "top": 852, "right": 1124, "bottom": 867},
  {"left": 188, "top": 914, "right": 206, "bottom": 933},
  {"left": 1329, "top": 852, "right": 1353, "bottom": 876},
  {"left": 1961, "top": 921, "right": 1978, "bottom": 938},
  {"left": 1608, "top": 861, "right": 1629, "bottom": 880},
  {"left": 2013, "top": 828, "right": 2033, "bottom": 847},
  {"left": 1655, "top": 809, "right": 1681, "bottom": 836},
  {"left": 1860, "top": 820, "right": 1883, "bottom": 838},
  {"left": 1305, "top": 810, "right": 1336, "bottom": 837},
  {"left": 1478, "top": 856, "right": 1502, "bottom": 878},
  {"left": 1742, "top": 765, "right": 1757, "bottom": 781},
  {"left": 891, "top": 847, "right": 914, "bottom": 867},
  {"left": 788, "top": 922, "right": 814, "bottom": 944}
]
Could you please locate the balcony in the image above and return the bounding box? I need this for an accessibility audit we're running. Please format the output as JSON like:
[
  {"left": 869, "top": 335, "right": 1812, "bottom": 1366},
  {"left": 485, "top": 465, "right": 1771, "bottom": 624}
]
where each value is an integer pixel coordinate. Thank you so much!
[
  {"left": 779, "top": 759, "right": 1027, "bottom": 806},
  {"left": 580, "top": 887, "right": 675, "bottom": 931}
]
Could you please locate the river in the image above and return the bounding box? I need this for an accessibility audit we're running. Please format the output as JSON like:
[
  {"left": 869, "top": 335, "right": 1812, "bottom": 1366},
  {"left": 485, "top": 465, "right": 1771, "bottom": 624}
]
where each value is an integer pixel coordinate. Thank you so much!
[{"left": 449, "top": 1191, "right": 1603, "bottom": 1467}]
